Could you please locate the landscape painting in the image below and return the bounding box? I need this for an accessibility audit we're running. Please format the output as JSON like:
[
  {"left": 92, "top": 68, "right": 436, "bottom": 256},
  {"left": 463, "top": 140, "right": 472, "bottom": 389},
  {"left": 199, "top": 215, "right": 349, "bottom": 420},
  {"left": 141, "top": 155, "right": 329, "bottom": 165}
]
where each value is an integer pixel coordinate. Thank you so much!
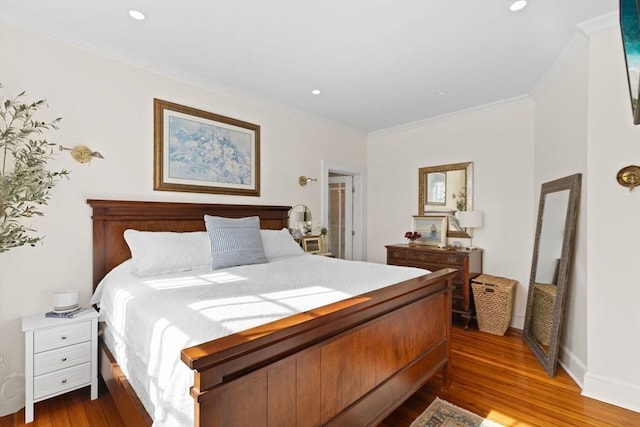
[
  {"left": 620, "top": 0, "right": 640, "bottom": 125},
  {"left": 154, "top": 99, "right": 260, "bottom": 196}
]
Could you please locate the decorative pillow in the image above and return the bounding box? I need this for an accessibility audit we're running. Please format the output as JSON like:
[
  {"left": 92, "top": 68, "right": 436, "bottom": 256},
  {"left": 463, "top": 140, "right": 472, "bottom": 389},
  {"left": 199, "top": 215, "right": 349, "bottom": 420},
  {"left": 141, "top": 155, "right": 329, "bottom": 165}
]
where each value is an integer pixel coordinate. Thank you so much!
[
  {"left": 123, "top": 230, "right": 211, "bottom": 276},
  {"left": 204, "top": 215, "right": 268, "bottom": 269},
  {"left": 260, "top": 228, "right": 305, "bottom": 259}
]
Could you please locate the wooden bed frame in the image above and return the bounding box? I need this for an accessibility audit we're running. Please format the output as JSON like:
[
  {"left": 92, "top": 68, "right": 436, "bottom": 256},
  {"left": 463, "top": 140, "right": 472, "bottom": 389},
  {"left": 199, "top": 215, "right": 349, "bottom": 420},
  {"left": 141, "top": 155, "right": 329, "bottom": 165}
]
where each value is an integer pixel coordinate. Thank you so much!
[{"left": 89, "top": 199, "right": 455, "bottom": 427}]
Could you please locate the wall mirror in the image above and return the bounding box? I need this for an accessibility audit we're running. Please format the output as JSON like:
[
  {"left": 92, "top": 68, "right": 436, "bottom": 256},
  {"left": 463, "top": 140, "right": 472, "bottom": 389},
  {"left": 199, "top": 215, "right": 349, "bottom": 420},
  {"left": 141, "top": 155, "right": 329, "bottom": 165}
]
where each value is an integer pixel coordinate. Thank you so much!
[
  {"left": 523, "top": 173, "right": 581, "bottom": 377},
  {"left": 288, "top": 204, "right": 312, "bottom": 239},
  {"left": 418, "top": 162, "right": 473, "bottom": 238}
]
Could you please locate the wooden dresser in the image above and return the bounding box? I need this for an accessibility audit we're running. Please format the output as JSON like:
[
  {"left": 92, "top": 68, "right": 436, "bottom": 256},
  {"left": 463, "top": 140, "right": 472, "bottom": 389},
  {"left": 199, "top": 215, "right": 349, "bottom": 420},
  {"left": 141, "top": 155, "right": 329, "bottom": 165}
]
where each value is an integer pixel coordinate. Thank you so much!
[{"left": 386, "top": 244, "right": 483, "bottom": 328}]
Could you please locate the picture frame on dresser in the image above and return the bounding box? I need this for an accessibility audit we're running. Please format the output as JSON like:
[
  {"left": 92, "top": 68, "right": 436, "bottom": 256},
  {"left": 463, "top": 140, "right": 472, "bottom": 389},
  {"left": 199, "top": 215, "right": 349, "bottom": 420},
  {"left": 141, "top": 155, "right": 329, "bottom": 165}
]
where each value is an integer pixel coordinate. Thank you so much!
[{"left": 413, "top": 215, "right": 448, "bottom": 247}]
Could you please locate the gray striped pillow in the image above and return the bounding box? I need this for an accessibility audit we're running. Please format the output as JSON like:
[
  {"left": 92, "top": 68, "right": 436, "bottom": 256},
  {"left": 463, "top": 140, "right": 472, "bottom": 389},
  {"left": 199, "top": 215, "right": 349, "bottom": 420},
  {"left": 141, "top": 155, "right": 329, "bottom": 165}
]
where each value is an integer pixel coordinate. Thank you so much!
[{"left": 204, "top": 215, "right": 268, "bottom": 269}]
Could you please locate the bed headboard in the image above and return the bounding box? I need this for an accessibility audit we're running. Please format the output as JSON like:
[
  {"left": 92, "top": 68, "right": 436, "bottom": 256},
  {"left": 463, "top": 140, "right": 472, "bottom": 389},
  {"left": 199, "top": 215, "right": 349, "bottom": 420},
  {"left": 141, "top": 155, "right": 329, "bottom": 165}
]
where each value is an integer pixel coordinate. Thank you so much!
[{"left": 87, "top": 199, "right": 291, "bottom": 290}]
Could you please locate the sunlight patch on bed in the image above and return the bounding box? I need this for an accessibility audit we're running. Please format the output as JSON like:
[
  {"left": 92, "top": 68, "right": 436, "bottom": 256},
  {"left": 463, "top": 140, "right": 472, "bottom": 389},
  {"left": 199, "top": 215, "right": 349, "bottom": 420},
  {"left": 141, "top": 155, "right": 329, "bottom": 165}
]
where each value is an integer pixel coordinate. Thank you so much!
[
  {"left": 142, "top": 271, "right": 247, "bottom": 289},
  {"left": 111, "top": 288, "right": 135, "bottom": 332},
  {"left": 260, "top": 286, "right": 351, "bottom": 312}
]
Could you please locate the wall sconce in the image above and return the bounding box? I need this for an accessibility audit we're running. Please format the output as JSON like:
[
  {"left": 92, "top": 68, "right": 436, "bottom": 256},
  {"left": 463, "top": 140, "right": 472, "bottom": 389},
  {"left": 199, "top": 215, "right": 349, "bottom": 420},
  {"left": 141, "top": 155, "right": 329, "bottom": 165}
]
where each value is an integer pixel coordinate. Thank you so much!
[
  {"left": 298, "top": 176, "right": 317, "bottom": 186},
  {"left": 616, "top": 165, "right": 640, "bottom": 191},
  {"left": 59, "top": 145, "right": 105, "bottom": 164},
  {"left": 456, "top": 211, "right": 483, "bottom": 250}
]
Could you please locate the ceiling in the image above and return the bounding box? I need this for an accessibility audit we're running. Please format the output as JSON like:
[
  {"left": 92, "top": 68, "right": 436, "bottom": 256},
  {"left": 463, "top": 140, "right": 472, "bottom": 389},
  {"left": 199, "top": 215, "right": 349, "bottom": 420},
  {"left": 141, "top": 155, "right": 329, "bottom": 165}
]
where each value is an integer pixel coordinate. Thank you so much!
[{"left": 0, "top": 0, "right": 618, "bottom": 133}]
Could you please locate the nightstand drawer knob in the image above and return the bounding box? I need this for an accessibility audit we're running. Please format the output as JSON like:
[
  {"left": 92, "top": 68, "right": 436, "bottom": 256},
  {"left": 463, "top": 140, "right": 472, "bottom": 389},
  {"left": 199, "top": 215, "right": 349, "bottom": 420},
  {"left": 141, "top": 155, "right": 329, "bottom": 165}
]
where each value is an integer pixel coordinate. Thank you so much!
[
  {"left": 61, "top": 379, "right": 67, "bottom": 384},
  {"left": 61, "top": 335, "right": 67, "bottom": 340},
  {"left": 61, "top": 357, "right": 67, "bottom": 362}
]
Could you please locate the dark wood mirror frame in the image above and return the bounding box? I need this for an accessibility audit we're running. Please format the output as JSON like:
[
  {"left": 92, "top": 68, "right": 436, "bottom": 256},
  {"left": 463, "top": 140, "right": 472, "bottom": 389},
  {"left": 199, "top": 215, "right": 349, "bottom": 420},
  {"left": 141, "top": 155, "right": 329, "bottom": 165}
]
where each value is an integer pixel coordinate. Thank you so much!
[
  {"left": 523, "top": 173, "right": 582, "bottom": 377},
  {"left": 418, "top": 162, "right": 473, "bottom": 238}
]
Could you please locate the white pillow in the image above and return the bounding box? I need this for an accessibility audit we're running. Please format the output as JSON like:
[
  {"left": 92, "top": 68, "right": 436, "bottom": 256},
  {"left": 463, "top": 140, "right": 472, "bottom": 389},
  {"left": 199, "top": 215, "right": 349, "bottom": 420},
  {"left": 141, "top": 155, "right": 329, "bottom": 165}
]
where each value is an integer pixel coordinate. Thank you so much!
[
  {"left": 123, "top": 229, "right": 211, "bottom": 276},
  {"left": 260, "top": 228, "right": 304, "bottom": 259}
]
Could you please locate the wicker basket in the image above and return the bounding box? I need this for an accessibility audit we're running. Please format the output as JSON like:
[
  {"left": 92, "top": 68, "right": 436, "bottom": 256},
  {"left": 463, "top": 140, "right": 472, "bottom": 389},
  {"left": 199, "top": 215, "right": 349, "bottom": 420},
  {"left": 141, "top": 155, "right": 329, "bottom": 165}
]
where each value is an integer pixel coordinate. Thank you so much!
[
  {"left": 531, "top": 283, "right": 557, "bottom": 346},
  {"left": 471, "top": 274, "right": 517, "bottom": 336}
]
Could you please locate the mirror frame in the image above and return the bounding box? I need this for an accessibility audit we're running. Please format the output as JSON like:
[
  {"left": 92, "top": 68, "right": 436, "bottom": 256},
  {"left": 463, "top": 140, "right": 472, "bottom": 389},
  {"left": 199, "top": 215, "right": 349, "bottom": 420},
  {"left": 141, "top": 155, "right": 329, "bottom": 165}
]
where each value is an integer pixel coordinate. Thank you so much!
[
  {"left": 418, "top": 161, "right": 473, "bottom": 238},
  {"left": 523, "top": 173, "right": 581, "bottom": 377}
]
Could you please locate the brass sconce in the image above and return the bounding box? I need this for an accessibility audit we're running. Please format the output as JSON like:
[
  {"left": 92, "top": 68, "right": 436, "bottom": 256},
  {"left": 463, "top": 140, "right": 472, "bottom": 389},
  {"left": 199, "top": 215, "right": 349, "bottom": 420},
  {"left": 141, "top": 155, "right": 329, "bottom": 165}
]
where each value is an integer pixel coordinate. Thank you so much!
[
  {"left": 59, "top": 145, "right": 104, "bottom": 163},
  {"left": 616, "top": 165, "right": 640, "bottom": 191},
  {"left": 298, "top": 176, "right": 317, "bottom": 186}
]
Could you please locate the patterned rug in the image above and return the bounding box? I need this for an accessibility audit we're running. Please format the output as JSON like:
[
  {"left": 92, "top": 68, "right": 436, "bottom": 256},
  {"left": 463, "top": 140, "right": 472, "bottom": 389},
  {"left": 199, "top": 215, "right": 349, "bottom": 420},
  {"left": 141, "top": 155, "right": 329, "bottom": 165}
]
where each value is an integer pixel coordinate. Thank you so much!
[{"left": 410, "top": 398, "right": 503, "bottom": 427}]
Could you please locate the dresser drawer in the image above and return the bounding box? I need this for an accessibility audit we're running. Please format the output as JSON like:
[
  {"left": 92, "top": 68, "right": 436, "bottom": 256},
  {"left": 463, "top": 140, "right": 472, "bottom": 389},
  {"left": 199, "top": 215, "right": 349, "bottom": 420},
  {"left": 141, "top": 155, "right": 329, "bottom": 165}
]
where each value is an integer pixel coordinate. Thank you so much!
[
  {"left": 452, "top": 295, "right": 465, "bottom": 311},
  {"left": 451, "top": 281, "right": 465, "bottom": 296},
  {"left": 440, "top": 253, "right": 466, "bottom": 266},
  {"left": 407, "top": 250, "right": 441, "bottom": 264},
  {"left": 34, "top": 321, "right": 91, "bottom": 353},
  {"left": 33, "top": 362, "right": 91, "bottom": 400},
  {"left": 387, "top": 248, "right": 407, "bottom": 261},
  {"left": 34, "top": 341, "right": 91, "bottom": 376}
]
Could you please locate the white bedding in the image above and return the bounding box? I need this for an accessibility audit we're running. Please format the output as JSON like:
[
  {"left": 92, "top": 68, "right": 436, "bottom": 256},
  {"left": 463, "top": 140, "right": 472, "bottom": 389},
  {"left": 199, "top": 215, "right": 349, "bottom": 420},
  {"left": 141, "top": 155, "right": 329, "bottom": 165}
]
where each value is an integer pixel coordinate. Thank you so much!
[{"left": 91, "top": 254, "right": 428, "bottom": 427}]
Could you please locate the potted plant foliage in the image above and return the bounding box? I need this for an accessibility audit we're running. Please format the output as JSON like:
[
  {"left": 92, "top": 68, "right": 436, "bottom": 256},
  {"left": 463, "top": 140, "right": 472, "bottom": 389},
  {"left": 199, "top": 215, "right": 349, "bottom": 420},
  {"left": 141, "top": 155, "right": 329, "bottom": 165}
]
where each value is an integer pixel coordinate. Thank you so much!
[{"left": 0, "top": 88, "right": 68, "bottom": 253}]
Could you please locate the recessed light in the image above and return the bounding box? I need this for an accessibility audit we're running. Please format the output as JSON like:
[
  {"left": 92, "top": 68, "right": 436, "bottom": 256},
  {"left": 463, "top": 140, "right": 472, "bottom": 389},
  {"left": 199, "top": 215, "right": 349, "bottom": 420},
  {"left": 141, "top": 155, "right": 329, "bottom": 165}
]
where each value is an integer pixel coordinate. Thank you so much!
[
  {"left": 129, "top": 10, "right": 146, "bottom": 20},
  {"left": 311, "top": 89, "right": 321, "bottom": 95},
  {"left": 509, "top": 0, "right": 528, "bottom": 12}
]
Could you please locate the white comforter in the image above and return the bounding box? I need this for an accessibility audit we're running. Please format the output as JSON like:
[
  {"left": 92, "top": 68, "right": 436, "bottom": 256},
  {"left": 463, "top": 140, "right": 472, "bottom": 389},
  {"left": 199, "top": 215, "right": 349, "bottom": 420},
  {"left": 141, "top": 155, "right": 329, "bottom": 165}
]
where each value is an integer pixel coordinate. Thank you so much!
[{"left": 90, "top": 254, "right": 427, "bottom": 427}]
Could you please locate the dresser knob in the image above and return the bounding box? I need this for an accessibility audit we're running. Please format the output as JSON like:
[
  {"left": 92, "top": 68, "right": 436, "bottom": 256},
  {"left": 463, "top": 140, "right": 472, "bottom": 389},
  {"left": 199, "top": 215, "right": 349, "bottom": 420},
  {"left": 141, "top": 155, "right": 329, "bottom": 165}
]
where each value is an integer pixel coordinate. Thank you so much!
[
  {"left": 61, "top": 379, "right": 67, "bottom": 384},
  {"left": 61, "top": 357, "right": 67, "bottom": 362}
]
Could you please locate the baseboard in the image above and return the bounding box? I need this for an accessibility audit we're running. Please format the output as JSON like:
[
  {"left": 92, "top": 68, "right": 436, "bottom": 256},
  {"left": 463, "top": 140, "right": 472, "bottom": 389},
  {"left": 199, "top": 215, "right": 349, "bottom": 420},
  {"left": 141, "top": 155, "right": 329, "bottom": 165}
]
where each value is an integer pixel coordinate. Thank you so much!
[
  {"left": 558, "top": 345, "right": 586, "bottom": 388},
  {"left": 582, "top": 372, "right": 640, "bottom": 413}
]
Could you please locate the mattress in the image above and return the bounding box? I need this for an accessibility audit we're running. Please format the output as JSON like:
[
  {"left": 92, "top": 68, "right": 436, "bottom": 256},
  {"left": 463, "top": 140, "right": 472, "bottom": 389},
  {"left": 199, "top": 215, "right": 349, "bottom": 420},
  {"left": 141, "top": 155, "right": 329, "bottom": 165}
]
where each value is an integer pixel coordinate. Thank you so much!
[{"left": 91, "top": 254, "right": 428, "bottom": 427}]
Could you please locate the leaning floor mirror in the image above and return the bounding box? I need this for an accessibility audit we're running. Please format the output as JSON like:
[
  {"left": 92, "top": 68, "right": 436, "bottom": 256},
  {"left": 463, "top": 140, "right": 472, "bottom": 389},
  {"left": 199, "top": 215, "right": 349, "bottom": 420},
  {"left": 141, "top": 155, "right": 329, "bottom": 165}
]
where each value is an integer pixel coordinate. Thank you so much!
[{"left": 523, "top": 173, "right": 582, "bottom": 377}]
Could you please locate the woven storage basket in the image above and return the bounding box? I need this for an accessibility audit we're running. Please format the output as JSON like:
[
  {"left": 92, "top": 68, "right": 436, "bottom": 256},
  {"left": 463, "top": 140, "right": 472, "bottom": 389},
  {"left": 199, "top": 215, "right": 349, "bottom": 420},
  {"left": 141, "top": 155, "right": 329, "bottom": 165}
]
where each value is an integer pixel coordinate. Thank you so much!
[
  {"left": 471, "top": 274, "right": 517, "bottom": 336},
  {"left": 531, "top": 283, "right": 557, "bottom": 346}
]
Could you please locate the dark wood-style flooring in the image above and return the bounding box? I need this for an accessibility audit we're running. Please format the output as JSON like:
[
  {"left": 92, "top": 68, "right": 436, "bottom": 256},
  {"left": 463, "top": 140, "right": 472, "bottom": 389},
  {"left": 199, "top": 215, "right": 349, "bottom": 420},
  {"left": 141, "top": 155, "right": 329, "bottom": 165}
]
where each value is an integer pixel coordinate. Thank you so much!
[{"left": 2, "top": 322, "right": 638, "bottom": 426}]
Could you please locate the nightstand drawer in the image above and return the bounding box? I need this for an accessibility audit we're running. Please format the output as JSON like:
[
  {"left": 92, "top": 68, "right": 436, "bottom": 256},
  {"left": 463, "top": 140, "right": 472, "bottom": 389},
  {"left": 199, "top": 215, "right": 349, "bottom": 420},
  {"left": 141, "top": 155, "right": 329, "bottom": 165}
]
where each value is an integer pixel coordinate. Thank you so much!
[
  {"left": 34, "top": 341, "right": 91, "bottom": 376},
  {"left": 33, "top": 362, "right": 91, "bottom": 400},
  {"left": 34, "top": 322, "right": 91, "bottom": 353}
]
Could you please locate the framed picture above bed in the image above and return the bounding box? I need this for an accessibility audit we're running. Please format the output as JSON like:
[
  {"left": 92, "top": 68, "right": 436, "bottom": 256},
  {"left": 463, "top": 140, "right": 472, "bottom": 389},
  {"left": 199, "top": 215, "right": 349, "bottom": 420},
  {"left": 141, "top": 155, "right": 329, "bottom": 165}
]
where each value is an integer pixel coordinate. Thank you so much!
[
  {"left": 301, "top": 235, "right": 322, "bottom": 253},
  {"left": 154, "top": 98, "right": 261, "bottom": 196}
]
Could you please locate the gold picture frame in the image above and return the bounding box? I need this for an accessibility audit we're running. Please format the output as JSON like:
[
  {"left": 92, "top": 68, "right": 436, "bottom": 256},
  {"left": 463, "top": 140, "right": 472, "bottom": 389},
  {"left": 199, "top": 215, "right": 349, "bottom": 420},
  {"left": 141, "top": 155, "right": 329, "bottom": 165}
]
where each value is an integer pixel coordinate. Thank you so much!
[{"left": 154, "top": 99, "right": 260, "bottom": 196}]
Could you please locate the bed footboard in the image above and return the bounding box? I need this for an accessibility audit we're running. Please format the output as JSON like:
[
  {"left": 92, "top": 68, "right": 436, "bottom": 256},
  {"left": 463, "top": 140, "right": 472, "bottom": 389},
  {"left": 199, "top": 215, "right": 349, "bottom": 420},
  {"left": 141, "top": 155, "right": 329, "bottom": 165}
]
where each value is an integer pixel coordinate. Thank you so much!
[{"left": 182, "top": 268, "right": 455, "bottom": 427}]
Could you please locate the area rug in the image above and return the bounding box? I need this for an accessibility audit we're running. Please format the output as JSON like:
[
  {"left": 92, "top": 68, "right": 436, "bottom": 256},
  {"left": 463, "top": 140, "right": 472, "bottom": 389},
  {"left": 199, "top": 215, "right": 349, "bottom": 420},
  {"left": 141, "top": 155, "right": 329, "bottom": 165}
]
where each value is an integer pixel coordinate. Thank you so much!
[{"left": 410, "top": 398, "right": 503, "bottom": 427}]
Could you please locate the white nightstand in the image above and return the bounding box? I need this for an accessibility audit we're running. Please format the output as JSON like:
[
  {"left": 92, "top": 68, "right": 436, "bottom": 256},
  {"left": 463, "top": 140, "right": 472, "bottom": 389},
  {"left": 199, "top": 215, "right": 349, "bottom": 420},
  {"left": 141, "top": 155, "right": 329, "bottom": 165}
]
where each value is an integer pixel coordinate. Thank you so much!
[{"left": 21, "top": 308, "right": 99, "bottom": 423}]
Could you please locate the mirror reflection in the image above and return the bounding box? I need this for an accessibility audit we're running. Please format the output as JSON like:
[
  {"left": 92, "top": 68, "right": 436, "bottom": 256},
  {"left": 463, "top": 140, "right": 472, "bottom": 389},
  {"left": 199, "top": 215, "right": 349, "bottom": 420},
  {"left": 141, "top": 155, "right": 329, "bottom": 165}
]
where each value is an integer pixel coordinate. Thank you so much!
[
  {"left": 418, "top": 162, "right": 473, "bottom": 237},
  {"left": 288, "top": 204, "right": 312, "bottom": 239},
  {"left": 523, "top": 174, "right": 581, "bottom": 377}
]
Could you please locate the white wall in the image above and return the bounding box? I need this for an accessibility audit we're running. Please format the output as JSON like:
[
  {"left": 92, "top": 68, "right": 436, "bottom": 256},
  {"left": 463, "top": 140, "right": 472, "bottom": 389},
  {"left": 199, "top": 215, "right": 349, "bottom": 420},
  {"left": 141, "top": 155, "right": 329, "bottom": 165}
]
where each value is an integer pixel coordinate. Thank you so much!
[
  {"left": 0, "top": 23, "right": 367, "bottom": 414},
  {"left": 366, "top": 100, "right": 535, "bottom": 329},
  {"left": 582, "top": 25, "right": 640, "bottom": 412}
]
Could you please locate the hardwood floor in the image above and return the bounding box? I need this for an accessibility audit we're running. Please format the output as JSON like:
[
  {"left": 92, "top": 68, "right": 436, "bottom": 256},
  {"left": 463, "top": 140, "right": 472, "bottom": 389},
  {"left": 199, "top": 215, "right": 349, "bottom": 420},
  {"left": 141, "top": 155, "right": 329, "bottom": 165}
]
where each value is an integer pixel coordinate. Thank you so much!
[
  {"left": 2, "top": 322, "right": 638, "bottom": 426},
  {"left": 380, "top": 321, "right": 640, "bottom": 426}
]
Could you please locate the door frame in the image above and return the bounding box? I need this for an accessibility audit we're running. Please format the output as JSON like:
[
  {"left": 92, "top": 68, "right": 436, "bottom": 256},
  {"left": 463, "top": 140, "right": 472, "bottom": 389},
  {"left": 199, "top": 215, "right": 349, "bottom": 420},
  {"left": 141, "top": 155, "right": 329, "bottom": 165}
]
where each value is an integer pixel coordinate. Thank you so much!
[{"left": 320, "top": 160, "right": 365, "bottom": 261}]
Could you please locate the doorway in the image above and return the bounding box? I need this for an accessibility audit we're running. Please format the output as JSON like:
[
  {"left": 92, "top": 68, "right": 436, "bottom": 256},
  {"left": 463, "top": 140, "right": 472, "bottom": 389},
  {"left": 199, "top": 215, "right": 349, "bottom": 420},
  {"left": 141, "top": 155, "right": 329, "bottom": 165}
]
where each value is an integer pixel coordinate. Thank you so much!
[
  {"left": 328, "top": 175, "right": 353, "bottom": 260},
  {"left": 321, "top": 161, "right": 363, "bottom": 261}
]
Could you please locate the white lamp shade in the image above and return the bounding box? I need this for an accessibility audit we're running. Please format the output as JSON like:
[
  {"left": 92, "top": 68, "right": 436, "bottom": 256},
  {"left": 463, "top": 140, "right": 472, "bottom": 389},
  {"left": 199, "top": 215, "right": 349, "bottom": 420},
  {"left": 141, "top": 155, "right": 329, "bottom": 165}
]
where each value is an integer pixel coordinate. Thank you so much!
[{"left": 456, "top": 211, "right": 483, "bottom": 228}]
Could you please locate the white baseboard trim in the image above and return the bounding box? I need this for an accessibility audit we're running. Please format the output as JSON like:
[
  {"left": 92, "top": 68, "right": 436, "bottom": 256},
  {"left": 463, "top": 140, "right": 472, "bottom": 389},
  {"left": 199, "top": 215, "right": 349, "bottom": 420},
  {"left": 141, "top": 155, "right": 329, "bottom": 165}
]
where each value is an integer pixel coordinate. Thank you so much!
[
  {"left": 558, "top": 345, "right": 586, "bottom": 389},
  {"left": 582, "top": 372, "right": 640, "bottom": 413}
]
